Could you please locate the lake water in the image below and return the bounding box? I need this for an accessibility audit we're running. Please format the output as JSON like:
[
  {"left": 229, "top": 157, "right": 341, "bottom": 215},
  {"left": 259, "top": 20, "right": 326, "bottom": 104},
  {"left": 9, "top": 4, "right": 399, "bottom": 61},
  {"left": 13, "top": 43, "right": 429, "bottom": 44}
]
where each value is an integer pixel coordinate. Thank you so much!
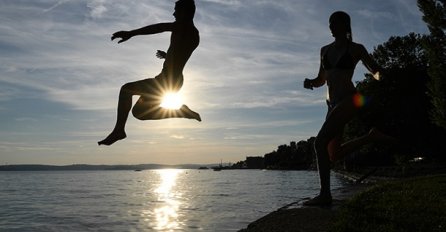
[{"left": 0, "top": 170, "right": 347, "bottom": 231}]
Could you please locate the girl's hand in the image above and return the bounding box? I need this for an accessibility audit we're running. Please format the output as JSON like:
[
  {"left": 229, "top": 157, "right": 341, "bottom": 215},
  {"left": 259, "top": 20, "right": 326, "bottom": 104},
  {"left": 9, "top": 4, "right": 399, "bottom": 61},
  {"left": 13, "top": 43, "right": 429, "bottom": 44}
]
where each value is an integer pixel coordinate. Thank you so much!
[
  {"left": 304, "top": 78, "right": 314, "bottom": 90},
  {"left": 156, "top": 50, "right": 167, "bottom": 59}
]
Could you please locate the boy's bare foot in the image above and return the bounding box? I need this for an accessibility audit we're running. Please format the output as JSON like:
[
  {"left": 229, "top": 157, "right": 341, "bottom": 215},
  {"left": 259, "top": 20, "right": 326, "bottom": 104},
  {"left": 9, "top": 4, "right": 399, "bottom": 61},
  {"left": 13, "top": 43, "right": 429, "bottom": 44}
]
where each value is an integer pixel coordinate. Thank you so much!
[
  {"left": 303, "top": 194, "right": 333, "bottom": 206},
  {"left": 98, "top": 131, "right": 127, "bottom": 146},
  {"left": 180, "top": 105, "right": 201, "bottom": 121}
]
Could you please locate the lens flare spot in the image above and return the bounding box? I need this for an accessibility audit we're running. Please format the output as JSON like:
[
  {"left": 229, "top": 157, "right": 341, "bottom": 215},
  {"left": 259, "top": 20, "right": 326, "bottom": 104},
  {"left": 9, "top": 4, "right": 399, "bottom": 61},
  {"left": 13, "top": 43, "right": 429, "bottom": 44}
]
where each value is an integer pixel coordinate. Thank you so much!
[
  {"left": 353, "top": 93, "right": 367, "bottom": 108},
  {"left": 160, "top": 92, "right": 183, "bottom": 110}
]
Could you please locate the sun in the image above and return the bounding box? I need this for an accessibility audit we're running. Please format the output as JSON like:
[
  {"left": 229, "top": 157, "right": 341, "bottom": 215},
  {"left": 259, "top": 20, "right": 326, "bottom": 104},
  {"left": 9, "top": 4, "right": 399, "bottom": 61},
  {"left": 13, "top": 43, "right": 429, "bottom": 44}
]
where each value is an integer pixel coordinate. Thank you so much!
[{"left": 160, "top": 92, "right": 183, "bottom": 110}]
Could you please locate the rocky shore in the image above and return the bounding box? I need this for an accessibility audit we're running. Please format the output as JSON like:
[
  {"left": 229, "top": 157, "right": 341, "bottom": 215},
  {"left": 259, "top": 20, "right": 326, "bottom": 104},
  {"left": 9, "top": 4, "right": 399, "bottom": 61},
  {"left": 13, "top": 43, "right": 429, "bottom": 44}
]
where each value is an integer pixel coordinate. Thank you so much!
[
  {"left": 239, "top": 177, "right": 372, "bottom": 232},
  {"left": 239, "top": 168, "right": 446, "bottom": 232}
]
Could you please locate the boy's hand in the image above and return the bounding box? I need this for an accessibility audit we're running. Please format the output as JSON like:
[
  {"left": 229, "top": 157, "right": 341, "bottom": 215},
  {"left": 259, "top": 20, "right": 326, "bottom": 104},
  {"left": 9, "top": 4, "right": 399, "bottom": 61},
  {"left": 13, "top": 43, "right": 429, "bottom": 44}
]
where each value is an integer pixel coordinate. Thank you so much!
[{"left": 111, "top": 31, "right": 132, "bottom": 43}]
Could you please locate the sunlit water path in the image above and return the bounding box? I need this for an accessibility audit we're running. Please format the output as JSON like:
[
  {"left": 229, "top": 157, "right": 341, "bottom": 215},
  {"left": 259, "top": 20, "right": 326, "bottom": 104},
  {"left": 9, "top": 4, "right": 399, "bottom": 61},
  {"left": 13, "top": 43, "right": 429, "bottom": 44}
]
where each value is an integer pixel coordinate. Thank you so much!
[{"left": 0, "top": 169, "right": 347, "bottom": 231}]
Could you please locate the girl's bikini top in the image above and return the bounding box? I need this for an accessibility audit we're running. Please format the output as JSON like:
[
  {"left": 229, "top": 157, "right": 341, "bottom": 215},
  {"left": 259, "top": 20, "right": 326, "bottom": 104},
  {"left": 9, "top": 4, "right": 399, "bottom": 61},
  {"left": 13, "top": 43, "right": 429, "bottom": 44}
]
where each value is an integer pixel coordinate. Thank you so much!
[{"left": 322, "top": 44, "right": 355, "bottom": 70}]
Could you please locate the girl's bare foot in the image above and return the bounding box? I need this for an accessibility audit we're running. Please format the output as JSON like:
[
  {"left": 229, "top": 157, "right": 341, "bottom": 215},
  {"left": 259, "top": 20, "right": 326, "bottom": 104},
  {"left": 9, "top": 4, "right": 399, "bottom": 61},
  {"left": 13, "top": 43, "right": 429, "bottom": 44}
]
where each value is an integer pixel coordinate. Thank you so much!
[
  {"left": 303, "top": 194, "right": 333, "bottom": 206},
  {"left": 98, "top": 131, "right": 127, "bottom": 146}
]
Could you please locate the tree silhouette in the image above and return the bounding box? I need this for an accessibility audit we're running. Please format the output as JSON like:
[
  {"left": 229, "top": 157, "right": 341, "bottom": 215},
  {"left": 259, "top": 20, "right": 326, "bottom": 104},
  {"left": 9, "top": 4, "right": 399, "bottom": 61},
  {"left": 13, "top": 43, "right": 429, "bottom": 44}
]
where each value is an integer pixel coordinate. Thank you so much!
[
  {"left": 343, "top": 33, "right": 446, "bottom": 165},
  {"left": 418, "top": 0, "right": 446, "bottom": 129}
]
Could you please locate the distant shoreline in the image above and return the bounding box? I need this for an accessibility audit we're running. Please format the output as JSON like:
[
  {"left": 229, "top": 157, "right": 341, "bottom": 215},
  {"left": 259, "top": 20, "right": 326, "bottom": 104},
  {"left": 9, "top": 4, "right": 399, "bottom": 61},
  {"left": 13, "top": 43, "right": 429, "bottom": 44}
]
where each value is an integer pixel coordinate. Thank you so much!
[{"left": 0, "top": 164, "right": 210, "bottom": 171}]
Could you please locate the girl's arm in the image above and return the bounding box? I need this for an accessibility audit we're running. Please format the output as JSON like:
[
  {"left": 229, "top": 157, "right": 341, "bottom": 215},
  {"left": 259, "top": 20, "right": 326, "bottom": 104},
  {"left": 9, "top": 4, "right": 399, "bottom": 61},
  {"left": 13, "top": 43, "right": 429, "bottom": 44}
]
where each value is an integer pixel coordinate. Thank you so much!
[
  {"left": 304, "top": 48, "right": 327, "bottom": 89},
  {"left": 358, "top": 44, "right": 383, "bottom": 81}
]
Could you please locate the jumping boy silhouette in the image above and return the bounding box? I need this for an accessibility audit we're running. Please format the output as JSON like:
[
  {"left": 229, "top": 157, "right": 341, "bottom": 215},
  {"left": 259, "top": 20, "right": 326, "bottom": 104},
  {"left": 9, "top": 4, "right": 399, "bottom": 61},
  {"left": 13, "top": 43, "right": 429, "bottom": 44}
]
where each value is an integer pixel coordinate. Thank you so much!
[{"left": 99, "top": 0, "right": 201, "bottom": 146}]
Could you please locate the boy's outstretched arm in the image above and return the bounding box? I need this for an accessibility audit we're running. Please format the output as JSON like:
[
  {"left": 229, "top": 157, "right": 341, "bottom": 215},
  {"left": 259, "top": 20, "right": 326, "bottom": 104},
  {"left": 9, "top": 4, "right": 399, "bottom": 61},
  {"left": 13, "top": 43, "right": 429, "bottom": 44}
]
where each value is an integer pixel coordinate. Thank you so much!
[{"left": 111, "top": 23, "right": 174, "bottom": 44}]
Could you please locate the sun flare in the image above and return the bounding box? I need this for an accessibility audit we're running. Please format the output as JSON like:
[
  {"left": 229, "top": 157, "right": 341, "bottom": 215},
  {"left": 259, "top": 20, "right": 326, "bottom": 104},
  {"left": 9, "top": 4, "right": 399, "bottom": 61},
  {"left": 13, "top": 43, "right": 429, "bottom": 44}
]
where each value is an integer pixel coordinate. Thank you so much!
[{"left": 160, "top": 92, "right": 183, "bottom": 110}]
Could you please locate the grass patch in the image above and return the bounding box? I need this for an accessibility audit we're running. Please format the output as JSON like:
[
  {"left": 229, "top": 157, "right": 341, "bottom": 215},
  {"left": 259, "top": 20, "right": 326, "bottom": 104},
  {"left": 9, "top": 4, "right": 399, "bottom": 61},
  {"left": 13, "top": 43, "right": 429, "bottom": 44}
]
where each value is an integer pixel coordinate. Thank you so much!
[{"left": 331, "top": 175, "right": 446, "bottom": 232}]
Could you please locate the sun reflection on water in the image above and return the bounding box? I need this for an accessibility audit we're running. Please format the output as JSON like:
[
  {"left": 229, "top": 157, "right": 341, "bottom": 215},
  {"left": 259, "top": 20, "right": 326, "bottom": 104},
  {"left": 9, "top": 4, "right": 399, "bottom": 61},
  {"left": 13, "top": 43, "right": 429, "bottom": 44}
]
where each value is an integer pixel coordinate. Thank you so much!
[{"left": 151, "top": 169, "right": 183, "bottom": 231}]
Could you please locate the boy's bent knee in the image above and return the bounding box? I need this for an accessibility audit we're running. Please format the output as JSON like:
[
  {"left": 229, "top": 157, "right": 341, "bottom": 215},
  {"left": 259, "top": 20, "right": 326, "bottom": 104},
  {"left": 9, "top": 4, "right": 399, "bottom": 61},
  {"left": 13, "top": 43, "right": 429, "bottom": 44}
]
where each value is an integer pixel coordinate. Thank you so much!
[
  {"left": 121, "top": 83, "right": 131, "bottom": 90},
  {"left": 121, "top": 82, "right": 133, "bottom": 91},
  {"left": 132, "top": 106, "right": 160, "bottom": 120},
  {"left": 132, "top": 106, "right": 146, "bottom": 120}
]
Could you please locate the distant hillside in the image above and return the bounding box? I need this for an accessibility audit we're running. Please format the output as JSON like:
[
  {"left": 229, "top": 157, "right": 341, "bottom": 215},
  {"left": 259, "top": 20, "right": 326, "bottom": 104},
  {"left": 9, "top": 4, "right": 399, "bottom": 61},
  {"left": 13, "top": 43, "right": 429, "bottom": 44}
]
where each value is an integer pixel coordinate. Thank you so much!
[{"left": 0, "top": 164, "right": 205, "bottom": 171}]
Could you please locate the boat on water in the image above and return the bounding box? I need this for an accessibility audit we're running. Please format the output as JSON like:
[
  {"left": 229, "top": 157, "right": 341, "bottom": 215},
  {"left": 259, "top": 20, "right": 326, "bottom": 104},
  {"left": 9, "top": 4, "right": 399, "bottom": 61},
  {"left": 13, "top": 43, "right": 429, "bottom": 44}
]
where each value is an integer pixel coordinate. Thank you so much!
[{"left": 212, "top": 159, "right": 223, "bottom": 171}]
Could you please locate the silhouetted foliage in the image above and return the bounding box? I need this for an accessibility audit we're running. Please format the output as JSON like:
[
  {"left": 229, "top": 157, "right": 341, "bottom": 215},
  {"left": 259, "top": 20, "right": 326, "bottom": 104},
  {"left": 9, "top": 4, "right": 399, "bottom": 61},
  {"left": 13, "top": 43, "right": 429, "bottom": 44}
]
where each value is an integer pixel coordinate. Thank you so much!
[
  {"left": 343, "top": 33, "right": 446, "bottom": 166},
  {"left": 372, "top": 33, "right": 428, "bottom": 69},
  {"left": 234, "top": 5, "right": 446, "bottom": 170},
  {"left": 263, "top": 138, "right": 315, "bottom": 170},
  {"left": 418, "top": 0, "right": 446, "bottom": 129}
]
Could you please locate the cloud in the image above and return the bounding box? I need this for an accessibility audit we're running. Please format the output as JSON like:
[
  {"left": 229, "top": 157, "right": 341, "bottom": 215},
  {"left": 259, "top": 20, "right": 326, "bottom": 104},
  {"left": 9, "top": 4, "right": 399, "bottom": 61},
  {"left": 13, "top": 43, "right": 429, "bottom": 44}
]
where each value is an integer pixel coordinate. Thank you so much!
[
  {"left": 87, "top": 0, "right": 107, "bottom": 19},
  {"left": 43, "top": 0, "right": 68, "bottom": 13},
  {"left": 1, "top": 0, "right": 326, "bottom": 114},
  {"left": 0, "top": 0, "right": 431, "bottom": 164},
  {"left": 170, "top": 134, "right": 185, "bottom": 139}
]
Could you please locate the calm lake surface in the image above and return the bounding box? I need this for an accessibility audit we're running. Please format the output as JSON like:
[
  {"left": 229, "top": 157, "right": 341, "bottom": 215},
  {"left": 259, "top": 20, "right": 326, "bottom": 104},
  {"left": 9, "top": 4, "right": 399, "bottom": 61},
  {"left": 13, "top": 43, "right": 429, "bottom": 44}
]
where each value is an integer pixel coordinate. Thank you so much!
[{"left": 0, "top": 170, "right": 347, "bottom": 231}]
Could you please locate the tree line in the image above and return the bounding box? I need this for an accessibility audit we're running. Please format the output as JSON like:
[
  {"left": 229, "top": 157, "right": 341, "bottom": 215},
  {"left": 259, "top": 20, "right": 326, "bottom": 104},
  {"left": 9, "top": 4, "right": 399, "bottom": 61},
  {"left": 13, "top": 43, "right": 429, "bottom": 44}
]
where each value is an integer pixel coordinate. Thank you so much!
[{"left": 234, "top": 0, "right": 446, "bottom": 170}]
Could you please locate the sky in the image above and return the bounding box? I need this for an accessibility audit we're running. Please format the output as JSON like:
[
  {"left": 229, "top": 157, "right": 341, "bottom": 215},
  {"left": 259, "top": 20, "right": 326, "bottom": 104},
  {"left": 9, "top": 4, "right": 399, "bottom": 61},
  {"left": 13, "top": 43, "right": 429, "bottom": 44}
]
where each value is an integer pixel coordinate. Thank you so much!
[{"left": 0, "top": 0, "right": 429, "bottom": 165}]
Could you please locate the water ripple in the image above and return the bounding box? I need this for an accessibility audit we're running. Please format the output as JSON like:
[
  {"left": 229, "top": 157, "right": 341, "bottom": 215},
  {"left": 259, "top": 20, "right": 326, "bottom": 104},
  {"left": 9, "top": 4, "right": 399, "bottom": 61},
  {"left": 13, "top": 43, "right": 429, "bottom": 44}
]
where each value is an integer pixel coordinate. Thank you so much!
[{"left": 0, "top": 170, "right": 346, "bottom": 231}]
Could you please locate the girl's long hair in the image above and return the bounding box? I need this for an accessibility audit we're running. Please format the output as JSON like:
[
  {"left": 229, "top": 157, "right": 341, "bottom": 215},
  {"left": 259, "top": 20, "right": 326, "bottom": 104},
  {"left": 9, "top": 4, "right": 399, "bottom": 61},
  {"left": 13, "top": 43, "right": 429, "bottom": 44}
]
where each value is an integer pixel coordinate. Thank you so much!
[{"left": 329, "top": 11, "right": 352, "bottom": 42}]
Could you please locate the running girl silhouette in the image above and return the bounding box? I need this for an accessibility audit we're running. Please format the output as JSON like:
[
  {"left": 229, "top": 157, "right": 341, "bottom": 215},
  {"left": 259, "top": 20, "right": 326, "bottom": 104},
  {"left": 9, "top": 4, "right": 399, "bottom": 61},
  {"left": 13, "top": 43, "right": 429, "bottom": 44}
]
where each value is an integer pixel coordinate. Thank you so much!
[{"left": 303, "top": 11, "right": 396, "bottom": 205}]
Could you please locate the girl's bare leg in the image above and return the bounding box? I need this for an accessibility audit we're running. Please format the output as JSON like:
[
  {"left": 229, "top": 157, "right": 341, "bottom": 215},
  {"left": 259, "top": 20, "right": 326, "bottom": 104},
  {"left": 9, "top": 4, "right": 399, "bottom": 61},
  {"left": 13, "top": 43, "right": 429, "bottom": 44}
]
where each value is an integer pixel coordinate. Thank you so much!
[
  {"left": 304, "top": 99, "right": 357, "bottom": 206},
  {"left": 329, "top": 128, "right": 399, "bottom": 162},
  {"left": 305, "top": 101, "right": 398, "bottom": 205}
]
